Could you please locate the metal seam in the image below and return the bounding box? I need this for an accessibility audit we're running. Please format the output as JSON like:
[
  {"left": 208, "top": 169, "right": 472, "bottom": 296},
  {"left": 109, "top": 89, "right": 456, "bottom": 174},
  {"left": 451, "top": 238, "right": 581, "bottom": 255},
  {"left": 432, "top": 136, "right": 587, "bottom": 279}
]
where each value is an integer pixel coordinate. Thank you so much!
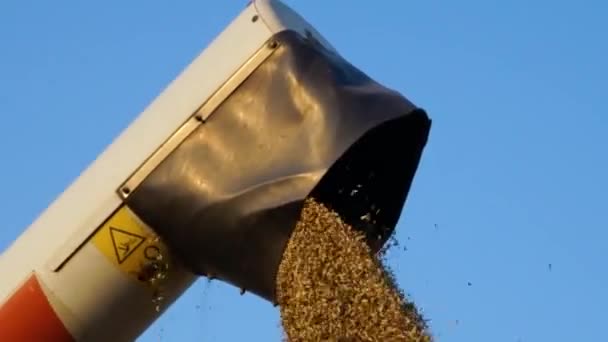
[{"left": 118, "top": 38, "right": 281, "bottom": 199}]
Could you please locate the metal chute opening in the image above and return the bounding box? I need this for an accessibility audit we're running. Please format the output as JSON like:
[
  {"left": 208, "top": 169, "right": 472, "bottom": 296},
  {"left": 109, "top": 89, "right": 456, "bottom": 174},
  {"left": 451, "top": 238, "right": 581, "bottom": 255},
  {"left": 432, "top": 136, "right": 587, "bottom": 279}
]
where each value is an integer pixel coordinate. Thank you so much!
[{"left": 310, "top": 110, "right": 430, "bottom": 253}]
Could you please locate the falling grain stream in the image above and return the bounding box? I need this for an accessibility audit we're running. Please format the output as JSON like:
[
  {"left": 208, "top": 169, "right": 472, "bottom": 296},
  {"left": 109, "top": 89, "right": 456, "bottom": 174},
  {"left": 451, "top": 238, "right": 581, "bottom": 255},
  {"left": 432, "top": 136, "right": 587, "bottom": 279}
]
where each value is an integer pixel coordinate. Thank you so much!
[{"left": 276, "top": 198, "right": 432, "bottom": 341}]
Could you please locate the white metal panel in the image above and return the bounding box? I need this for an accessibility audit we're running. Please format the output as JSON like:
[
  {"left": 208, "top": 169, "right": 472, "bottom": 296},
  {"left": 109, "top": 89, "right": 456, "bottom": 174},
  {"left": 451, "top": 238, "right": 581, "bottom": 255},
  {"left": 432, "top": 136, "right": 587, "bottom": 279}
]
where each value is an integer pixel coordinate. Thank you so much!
[
  {"left": 254, "top": 0, "right": 338, "bottom": 53},
  {"left": 39, "top": 241, "right": 195, "bottom": 341},
  {"left": 0, "top": 2, "right": 272, "bottom": 301}
]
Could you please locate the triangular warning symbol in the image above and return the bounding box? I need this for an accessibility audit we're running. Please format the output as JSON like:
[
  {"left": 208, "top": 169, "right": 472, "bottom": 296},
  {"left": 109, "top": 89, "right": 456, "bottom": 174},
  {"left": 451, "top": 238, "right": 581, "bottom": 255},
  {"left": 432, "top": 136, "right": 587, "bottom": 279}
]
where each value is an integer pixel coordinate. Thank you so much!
[{"left": 109, "top": 227, "right": 146, "bottom": 264}]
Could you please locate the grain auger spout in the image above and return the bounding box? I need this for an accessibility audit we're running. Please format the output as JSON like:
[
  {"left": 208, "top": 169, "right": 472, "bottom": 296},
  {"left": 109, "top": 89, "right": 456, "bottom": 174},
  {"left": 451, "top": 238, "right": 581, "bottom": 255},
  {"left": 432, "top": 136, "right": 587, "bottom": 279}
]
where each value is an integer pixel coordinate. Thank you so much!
[
  {"left": 121, "top": 19, "right": 431, "bottom": 303},
  {"left": 0, "top": 1, "right": 430, "bottom": 340}
]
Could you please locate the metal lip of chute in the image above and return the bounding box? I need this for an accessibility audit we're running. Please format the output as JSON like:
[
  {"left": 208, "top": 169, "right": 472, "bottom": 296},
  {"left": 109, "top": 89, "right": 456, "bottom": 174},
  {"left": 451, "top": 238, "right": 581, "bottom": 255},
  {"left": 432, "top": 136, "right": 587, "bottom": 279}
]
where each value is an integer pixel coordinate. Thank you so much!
[
  {"left": 118, "top": 37, "right": 282, "bottom": 199},
  {"left": 118, "top": 29, "right": 431, "bottom": 302}
]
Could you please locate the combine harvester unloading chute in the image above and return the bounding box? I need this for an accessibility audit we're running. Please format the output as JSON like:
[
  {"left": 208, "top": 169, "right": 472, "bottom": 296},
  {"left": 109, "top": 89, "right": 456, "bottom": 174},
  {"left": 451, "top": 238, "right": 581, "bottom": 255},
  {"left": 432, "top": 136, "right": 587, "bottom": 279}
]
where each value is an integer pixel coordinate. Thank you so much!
[{"left": 0, "top": 1, "right": 431, "bottom": 341}]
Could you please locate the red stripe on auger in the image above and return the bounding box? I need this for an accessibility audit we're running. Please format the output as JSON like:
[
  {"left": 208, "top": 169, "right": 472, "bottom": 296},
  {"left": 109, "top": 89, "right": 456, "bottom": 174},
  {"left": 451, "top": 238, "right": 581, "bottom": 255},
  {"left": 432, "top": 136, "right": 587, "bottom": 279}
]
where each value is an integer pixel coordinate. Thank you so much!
[{"left": 0, "top": 274, "right": 74, "bottom": 342}]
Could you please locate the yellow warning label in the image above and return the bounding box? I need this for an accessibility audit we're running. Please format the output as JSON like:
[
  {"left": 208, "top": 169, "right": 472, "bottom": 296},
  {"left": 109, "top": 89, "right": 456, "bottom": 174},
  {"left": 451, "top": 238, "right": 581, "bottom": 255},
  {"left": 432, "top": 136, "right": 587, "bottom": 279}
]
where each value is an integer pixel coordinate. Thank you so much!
[
  {"left": 109, "top": 227, "right": 145, "bottom": 264},
  {"left": 92, "top": 205, "right": 171, "bottom": 287}
]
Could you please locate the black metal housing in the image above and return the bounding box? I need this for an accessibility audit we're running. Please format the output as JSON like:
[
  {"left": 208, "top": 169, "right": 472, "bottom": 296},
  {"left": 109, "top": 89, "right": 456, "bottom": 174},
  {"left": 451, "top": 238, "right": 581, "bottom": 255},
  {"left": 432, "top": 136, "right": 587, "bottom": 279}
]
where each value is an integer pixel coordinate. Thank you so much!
[{"left": 125, "top": 30, "right": 431, "bottom": 302}]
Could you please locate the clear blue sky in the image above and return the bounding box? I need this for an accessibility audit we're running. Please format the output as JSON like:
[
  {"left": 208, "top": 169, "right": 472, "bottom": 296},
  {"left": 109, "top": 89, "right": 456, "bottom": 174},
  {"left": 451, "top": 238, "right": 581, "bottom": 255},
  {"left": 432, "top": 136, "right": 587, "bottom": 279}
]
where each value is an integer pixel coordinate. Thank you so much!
[{"left": 1, "top": 1, "right": 606, "bottom": 341}]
